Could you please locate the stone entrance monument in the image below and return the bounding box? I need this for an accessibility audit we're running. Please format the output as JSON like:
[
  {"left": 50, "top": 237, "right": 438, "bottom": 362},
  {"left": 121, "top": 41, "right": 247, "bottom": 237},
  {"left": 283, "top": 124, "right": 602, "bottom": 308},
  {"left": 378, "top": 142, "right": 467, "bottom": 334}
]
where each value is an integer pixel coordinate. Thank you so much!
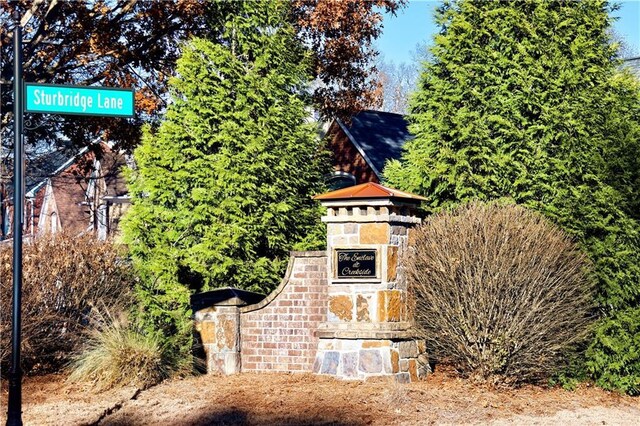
[
  {"left": 312, "top": 183, "right": 429, "bottom": 382},
  {"left": 193, "top": 182, "right": 429, "bottom": 382}
]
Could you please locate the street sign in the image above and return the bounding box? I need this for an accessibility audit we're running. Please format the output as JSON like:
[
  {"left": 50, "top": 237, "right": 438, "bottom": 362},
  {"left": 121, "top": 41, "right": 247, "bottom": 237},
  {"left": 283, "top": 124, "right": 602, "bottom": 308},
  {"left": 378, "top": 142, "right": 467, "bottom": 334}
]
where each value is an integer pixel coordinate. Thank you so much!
[{"left": 25, "top": 83, "right": 134, "bottom": 117}]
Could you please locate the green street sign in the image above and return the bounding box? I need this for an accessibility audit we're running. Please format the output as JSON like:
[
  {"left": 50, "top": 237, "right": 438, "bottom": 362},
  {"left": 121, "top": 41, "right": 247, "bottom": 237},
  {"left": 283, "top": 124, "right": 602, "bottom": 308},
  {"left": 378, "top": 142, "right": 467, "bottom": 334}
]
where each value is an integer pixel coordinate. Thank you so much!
[{"left": 25, "top": 83, "right": 134, "bottom": 117}]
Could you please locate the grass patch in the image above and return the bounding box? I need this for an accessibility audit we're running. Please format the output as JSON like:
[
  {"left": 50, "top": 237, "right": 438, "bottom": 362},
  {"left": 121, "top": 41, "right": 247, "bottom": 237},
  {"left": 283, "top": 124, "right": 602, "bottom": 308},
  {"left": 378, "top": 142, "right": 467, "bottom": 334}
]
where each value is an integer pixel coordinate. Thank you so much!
[{"left": 68, "top": 311, "right": 168, "bottom": 391}]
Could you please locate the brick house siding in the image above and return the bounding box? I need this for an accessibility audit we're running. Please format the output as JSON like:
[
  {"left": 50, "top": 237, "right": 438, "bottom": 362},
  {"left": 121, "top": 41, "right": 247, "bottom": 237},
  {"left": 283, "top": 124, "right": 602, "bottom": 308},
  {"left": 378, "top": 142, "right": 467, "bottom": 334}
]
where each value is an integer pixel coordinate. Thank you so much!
[{"left": 326, "top": 122, "right": 379, "bottom": 184}]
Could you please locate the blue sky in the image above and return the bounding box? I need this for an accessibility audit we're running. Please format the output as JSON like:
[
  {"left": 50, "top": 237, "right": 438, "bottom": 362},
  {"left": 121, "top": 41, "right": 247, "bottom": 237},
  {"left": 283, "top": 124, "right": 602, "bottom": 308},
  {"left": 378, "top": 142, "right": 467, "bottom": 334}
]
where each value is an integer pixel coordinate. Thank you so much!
[{"left": 376, "top": 0, "right": 640, "bottom": 64}]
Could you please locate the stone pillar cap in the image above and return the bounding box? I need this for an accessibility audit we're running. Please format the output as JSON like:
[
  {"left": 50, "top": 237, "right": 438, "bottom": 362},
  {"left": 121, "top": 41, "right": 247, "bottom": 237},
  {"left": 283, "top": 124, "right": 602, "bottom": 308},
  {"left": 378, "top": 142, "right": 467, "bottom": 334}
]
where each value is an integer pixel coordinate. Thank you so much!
[
  {"left": 191, "top": 287, "right": 266, "bottom": 311},
  {"left": 313, "top": 182, "right": 427, "bottom": 203}
]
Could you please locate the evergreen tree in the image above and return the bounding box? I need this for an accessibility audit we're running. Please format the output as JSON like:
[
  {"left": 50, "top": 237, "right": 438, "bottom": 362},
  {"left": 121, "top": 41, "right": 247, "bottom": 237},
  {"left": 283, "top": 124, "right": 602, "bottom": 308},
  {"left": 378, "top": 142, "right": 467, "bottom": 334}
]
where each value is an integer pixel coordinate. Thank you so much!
[
  {"left": 123, "top": 0, "right": 328, "bottom": 359},
  {"left": 385, "top": 0, "right": 640, "bottom": 392}
]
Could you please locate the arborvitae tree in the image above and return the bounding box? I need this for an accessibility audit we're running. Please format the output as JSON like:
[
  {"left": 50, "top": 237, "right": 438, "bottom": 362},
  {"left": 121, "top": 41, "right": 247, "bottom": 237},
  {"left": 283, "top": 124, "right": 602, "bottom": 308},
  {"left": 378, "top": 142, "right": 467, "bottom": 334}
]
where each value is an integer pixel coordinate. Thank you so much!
[
  {"left": 385, "top": 0, "right": 640, "bottom": 392},
  {"left": 123, "top": 0, "right": 328, "bottom": 360}
]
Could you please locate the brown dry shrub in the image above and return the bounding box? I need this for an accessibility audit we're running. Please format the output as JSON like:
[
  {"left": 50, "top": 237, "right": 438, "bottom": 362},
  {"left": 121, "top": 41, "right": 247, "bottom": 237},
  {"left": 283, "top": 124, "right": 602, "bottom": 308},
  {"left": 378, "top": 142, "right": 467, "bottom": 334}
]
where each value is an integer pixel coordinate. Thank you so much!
[
  {"left": 0, "top": 233, "right": 134, "bottom": 374},
  {"left": 406, "top": 202, "right": 594, "bottom": 384}
]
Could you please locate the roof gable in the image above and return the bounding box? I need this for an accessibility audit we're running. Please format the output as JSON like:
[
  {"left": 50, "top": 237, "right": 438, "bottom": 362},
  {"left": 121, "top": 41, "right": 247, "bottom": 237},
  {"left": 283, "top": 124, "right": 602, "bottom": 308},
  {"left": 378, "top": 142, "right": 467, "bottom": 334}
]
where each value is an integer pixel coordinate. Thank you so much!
[{"left": 337, "top": 110, "right": 412, "bottom": 179}]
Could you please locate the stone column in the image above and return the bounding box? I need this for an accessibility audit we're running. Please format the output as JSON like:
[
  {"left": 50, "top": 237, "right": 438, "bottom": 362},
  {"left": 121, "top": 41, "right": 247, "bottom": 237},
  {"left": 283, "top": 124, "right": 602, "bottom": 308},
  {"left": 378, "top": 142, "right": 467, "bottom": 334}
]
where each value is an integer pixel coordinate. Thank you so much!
[
  {"left": 192, "top": 288, "right": 265, "bottom": 375},
  {"left": 312, "top": 183, "right": 430, "bottom": 382}
]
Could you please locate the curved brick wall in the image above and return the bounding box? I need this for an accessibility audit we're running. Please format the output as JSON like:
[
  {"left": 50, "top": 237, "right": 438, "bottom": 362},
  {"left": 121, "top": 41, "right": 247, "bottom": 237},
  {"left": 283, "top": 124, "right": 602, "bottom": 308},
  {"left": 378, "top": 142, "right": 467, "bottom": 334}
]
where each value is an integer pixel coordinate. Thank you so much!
[{"left": 239, "top": 251, "right": 328, "bottom": 372}]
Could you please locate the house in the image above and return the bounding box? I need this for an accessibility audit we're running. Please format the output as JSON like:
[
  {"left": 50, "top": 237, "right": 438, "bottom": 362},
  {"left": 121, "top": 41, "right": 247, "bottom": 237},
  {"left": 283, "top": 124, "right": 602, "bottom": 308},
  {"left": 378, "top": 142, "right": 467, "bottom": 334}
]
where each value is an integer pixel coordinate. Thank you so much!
[
  {"left": 622, "top": 56, "right": 640, "bottom": 78},
  {"left": 0, "top": 142, "right": 129, "bottom": 240},
  {"left": 325, "top": 110, "right": 412, "bottom": 189}
]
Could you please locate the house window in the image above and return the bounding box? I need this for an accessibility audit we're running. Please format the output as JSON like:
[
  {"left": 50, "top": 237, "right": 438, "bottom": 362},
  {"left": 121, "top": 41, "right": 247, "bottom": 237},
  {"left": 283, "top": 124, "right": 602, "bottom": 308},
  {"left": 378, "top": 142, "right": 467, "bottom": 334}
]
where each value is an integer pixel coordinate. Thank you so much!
[
  {"left": 326, "top": 171, "right": 356, "bottom": 190},
  {"left": 51, "top": 212, "right": 58, "bottom": 234}
]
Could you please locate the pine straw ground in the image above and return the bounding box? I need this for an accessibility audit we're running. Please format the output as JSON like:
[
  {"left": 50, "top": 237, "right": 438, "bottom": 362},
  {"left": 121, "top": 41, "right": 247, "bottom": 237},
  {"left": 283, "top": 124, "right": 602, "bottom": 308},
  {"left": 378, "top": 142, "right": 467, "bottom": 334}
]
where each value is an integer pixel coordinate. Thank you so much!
[{"left": 2, "top": 367, "right": 640, "bottom": 425}]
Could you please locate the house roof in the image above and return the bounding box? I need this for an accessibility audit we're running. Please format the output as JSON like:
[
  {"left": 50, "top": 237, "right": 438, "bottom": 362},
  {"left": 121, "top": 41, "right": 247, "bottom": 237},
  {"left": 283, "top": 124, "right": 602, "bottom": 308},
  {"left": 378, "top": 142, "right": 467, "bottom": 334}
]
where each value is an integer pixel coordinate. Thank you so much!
[
  {"left": 1, "top": 147, "right": 86, "bottom": 199},
  {"left": 314, "top": 182, "right": 427, "bottom": 202},
  {"left": 622, "top": 56, "right": 640, "bottom": 79},
  {"left": 3, "top": 142, "right": 126, "bottom": 200},
  {"left": 336, "top": 110, "right": 412, "bottom": 179},
  {"left": 25, "top": 147, "right": 90, "bottom": 197}
]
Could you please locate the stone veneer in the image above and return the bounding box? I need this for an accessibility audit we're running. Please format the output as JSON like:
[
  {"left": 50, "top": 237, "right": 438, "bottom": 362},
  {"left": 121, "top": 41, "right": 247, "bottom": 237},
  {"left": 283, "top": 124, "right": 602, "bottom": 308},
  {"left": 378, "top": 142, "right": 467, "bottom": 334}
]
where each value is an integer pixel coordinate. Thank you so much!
[{"left": 312, "top": 186, "right": 429, "bottom": 382}]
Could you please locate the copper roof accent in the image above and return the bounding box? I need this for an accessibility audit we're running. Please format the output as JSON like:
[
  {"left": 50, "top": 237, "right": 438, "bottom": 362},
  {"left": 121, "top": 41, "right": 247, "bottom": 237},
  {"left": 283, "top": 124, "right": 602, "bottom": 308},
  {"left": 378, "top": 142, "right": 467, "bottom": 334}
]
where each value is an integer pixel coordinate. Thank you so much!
[{"left": 313, "top": 182, "right": 428, "bottom": 201}]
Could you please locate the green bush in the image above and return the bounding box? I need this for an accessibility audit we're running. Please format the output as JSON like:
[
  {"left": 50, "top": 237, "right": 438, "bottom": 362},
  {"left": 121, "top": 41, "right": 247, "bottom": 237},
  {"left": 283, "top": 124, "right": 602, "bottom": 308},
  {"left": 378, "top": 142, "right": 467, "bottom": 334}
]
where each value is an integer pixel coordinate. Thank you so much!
[
  {"left": 406, "top": 202, "right": 595, "bottom": 385},
  {"left": 586, "top": 308, "right": 640, "bottom": 395},
  {"left": 123, "top": 1, "right": 328, "bottom": 363},
  {"left": 384, "top": 0, "right": 640, "bottom": 392}
]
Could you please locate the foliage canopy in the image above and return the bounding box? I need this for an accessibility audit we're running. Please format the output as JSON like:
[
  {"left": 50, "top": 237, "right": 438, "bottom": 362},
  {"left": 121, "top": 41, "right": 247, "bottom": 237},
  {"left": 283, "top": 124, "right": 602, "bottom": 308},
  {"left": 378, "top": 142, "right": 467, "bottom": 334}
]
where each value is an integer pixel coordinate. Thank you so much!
[
  {"left": 123, "top": 0, "right": 328, "bottom": 357},
  {"left": 1, "top": 0, "right": 403, "bottom": 152},
  {"left": 385, "top": 0, "right": 640, "bottom": 391}
]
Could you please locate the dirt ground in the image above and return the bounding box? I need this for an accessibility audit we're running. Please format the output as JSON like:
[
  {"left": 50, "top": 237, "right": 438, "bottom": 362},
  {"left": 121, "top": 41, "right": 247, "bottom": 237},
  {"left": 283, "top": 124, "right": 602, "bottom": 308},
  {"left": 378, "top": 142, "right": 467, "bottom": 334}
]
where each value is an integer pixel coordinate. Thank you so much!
[{"left": 2, "top": 368, "right": 640, "bottom": 425}]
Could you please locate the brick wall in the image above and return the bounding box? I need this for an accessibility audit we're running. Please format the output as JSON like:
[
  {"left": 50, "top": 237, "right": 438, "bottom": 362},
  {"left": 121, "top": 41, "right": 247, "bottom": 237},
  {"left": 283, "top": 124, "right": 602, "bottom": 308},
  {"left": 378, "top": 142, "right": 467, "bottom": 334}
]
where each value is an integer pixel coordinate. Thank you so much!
[{"left": 239, "top": 251, "right": 328, "bottom": 372}]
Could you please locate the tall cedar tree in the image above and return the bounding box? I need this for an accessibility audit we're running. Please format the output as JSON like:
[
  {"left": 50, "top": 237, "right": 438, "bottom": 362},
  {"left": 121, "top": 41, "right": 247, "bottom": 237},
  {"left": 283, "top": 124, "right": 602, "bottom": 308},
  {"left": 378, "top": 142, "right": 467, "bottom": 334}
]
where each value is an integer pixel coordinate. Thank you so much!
[
  {"left": 123, "top": 1, "right": 328, "bottom": 357},
  {"left": 384, "top": 0, "right": 640, "bottom": 393}
]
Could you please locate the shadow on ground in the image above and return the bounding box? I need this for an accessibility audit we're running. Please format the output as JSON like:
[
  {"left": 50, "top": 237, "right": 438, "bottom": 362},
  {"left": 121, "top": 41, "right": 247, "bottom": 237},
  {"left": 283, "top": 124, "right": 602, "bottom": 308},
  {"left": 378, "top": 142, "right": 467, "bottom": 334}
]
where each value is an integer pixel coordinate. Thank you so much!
[{"left": 101, "top": 407, "right": 358, "bottom": 426}]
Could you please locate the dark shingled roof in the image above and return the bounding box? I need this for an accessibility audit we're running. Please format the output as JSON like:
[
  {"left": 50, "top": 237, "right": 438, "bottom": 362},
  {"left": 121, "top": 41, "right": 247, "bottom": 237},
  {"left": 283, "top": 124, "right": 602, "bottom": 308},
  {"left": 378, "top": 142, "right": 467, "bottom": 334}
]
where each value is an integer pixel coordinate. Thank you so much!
[
  {"left": 622, "top": 57, "right": 640, "bottom": 79},
  {"left": 337, "top": 110, "right": 412, "bottom": 178},
  {"left": 3, "top": 147, "right": 84, "bottom": 199},
  {"left": 25, "top": 148, "right": 83, "bottom": 194}
]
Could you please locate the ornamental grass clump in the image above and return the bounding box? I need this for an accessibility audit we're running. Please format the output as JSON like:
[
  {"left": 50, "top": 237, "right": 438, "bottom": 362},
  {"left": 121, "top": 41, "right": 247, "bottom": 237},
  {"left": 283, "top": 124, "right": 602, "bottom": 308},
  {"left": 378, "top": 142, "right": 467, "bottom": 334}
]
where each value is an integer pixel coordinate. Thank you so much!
[
  {"left": 406, "top": 202, "right": 595, "bottom": 385},
  {"left": 68, "top": 311, "right": 168, "bottom": 391}
]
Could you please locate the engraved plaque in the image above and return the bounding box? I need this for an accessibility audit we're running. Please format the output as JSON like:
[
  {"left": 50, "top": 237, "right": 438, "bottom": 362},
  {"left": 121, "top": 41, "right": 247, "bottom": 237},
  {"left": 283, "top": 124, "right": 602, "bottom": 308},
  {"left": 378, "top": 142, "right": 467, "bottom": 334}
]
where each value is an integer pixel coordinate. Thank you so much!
[{"left": 335, "top": 249, "right": 377, "bottom": 279}]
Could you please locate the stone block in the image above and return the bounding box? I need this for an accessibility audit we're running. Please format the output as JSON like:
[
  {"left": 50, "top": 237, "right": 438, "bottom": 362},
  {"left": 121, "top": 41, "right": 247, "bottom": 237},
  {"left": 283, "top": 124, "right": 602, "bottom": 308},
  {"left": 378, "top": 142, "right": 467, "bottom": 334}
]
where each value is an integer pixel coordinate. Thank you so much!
[
  {"left": 399, "top": 359, "right": 409, "bottom": 372},
  {"left": 391, "top": 225, "right": 408, "bottom": 236},
  {"left": 331, "top": 235, "right": 348, "bottom": 246},
  {"left": 360, "top": 223, "right": 389, "bottom": 244},
  {"left": 344, "top": 223, "right": 358, "bottom": 235},
  {"left": 395, "top": 372, "right": 411, "bottom": 384},
  {"left": 390, "top": 349, "right": 400, "bottom": 373},
  {"left": 327, "top": 223, "right": 343, "bottom": 237},
  {"left": 317, "top": 340, "right": 336, "bottom": 351},
  {"left": 224, "top": 353, "right": 241, "bottom": 375},
  {"left": 362, "top": 340, "right": 391, "bottom": 348},
  {"left": 217, "top": 318, "right": 238, "bottom": 351},
  {"left": 207, "top": 353, "right": 225, "bottom": 375},
  {"left": 387, "top": 246, "right": 398, "bottom": 282},
  {"left": 398, "top": 340, "right": 418, "bottom": 359},
  {"left": 341, "top": 352, "right": 359, "bottom": 378},
  {"left": 377, "top": 290, "right": 402, "bottom": 322},
  {"left": 320, "top": 351, "right": 340, "bottom": 375},
  {"left": 356, "top": 294, "right": 371, "bottom": 322},
  {"left": 408, "top": 359, "right": 418, "bottom": 382},
  {"left": 329, "top": 295, "right": 353, "bottom": 322},
  {"left": 358, "top": 349, "right": 383, "bottom": 374},
  {"left": 200, "top": 321, "right": 216, "bottom": 345},
  {"left": 417, "top": 354, "right": 431, "bottom": 378},
  {"left": 312, "top": 355, "right": 322, "bottom": 373},
  {"left": 349, "top": 340, "right": 367, "bottom": 351}
]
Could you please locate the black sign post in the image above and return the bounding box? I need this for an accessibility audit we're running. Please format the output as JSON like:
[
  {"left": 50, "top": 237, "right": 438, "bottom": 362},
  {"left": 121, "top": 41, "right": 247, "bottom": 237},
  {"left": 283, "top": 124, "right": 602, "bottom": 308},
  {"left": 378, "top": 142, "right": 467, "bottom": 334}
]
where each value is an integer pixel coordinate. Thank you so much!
[{"left": 7, "top": 13, "right": 24, "bottom": 426}]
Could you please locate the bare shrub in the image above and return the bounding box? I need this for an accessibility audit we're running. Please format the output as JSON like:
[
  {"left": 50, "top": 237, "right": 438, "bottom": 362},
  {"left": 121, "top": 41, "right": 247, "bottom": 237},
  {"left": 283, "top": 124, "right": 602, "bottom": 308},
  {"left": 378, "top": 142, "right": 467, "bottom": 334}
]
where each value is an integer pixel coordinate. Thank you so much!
[
  {"left": 0, "top": 233, "right": 134, "bottom": 374},
  {"left": 406, "top": 202, "right": 594, "bottom": 384},
  {"left": 68, "top": 310, "right": 167, "bottom": 391}
]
